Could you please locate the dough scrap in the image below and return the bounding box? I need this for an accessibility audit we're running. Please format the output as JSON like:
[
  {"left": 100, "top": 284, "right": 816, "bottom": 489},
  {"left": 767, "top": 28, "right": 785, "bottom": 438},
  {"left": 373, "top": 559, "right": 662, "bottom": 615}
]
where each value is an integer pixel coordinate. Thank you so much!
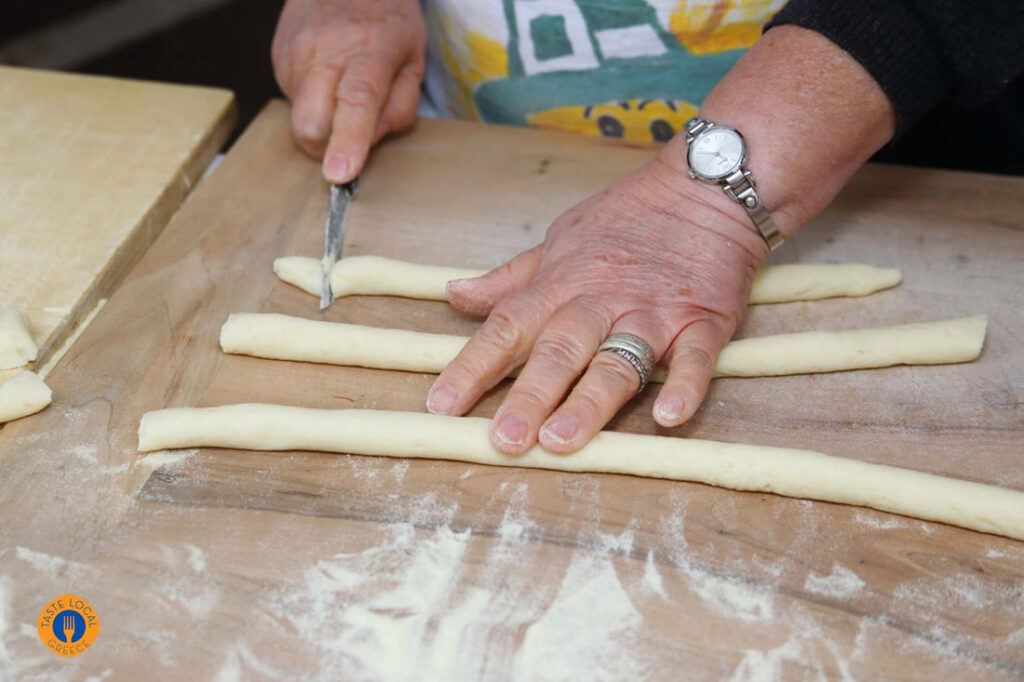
[
  {"left": 220, "top": 313, "right": 986, "bottom": 379},
  {"left": 137, "top": 405, "right": 1024, "bottom": 541},
  {"left": 0, "top": 370, "right": 52, "bottom": 423},
  {"left": 274, "top": 256, "right": 901, "bottom": 304},
  {"left": 0, "top": 308, "right": 38, "bottom": 370}
]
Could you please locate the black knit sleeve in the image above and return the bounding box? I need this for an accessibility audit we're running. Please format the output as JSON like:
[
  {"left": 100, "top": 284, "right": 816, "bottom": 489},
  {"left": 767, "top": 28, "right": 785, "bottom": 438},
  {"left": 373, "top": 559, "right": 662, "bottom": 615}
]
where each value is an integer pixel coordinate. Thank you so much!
[{"left": 765, "top": 0, "right": 1024, "bottom": 136}]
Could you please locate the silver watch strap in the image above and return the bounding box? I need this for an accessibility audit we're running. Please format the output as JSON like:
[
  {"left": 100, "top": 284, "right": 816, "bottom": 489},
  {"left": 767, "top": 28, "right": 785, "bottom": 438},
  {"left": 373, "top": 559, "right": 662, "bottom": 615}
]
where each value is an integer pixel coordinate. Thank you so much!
[
  {"left": 722, "top": 169, "right": 784, "bottom": 251},
  {"left": 684, "top": 116, "right": 709, "bottom": 142},
  {"left": 684, "top": 117, "right": 784, "bottom": 251}
]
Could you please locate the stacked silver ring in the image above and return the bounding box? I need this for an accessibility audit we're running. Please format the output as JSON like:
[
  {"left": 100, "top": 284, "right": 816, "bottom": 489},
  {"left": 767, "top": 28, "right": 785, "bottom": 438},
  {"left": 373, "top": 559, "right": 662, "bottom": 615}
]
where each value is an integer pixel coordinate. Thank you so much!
[{"left": 597, "top": 333, "right": 656, "bottom": 393}]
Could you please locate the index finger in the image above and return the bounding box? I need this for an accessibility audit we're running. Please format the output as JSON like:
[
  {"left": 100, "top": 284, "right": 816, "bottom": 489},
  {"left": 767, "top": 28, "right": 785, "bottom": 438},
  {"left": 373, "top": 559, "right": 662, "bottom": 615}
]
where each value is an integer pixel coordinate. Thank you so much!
[
  {"left": 427, "top": 291, "right": 554, "bottom": 417},
  {"left": 323, "top": 53, "right": 401, "bottom": 183}
]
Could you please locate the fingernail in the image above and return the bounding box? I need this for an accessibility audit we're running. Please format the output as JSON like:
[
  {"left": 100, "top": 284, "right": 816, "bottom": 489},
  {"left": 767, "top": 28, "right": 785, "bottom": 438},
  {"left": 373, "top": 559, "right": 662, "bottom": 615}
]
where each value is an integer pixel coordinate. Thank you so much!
[
  {"left": 654, "top": 396, "right": 685, "bottom": 424},
  {"left": 541, "top": 413, "right": 579, "bottom": 445},
  {"left": 325, "top": 154, "right": 350, "bottom": 181},
  {"left": 495, "top": 413, "right": 529, "bottom": 447},
  {"left": 445, "top": 279, "right": 467, "bottom": 298},
  {"left": 427, "top": 383, "right": 458, "bottom": 414}
]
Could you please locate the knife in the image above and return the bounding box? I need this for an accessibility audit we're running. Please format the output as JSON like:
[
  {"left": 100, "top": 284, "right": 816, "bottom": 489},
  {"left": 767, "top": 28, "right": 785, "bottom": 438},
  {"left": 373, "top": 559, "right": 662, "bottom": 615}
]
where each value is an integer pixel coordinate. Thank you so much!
[{"left": 319, "top": 177, "right": 359, "bottom": 309}]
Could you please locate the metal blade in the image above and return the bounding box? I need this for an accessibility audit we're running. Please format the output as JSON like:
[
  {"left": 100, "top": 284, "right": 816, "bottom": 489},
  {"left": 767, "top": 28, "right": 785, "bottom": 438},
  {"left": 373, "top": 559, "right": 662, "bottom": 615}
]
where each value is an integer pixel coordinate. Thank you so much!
[{"left": 319, "top": 178, "right": 358, "bottom": 309}]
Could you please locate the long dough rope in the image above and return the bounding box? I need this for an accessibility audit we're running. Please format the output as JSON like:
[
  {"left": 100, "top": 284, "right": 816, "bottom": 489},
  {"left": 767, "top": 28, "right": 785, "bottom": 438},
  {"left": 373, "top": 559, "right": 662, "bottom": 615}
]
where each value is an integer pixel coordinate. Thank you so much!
[
  {"left": 273, "top": 255, "right": 903, "bottom": 304},
  {"left": 138, "top": 405, "right": 1024, "bottom": 541},
  {"left": 220, "top": 313, "right": 987, "bottom": 379}
]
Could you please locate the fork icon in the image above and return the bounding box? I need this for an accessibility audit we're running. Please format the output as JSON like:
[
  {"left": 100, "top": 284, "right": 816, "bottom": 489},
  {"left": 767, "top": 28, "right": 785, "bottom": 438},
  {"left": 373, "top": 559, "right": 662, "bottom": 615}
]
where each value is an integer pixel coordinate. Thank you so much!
[{"left": 63, "top": 614, "right": 76, "bottom": 643}]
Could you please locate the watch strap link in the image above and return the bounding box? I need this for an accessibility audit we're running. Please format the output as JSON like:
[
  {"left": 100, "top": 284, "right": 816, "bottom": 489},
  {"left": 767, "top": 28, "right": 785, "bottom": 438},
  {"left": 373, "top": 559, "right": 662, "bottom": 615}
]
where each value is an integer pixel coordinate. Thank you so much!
[
  {"left": 684, "top": 117, "right": 710, "bottom": 143},
  {"left": 722, "top": 170, "right": 784, "bottom": 251}
]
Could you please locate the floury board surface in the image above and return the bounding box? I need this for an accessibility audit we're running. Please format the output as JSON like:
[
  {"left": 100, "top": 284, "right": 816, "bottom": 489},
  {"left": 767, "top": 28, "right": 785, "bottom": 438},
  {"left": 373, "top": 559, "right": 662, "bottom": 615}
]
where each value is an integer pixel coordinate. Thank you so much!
[{"left": 0, "top": 101, "right": 1022, "bottom": 679}]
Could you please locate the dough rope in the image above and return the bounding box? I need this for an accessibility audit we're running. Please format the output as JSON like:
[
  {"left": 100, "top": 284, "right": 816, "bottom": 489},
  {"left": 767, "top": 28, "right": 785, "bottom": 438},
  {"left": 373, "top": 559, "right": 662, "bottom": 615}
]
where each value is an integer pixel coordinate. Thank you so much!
[
  {"left": 138, "top": 405, "right": 1024, "bottom": 541},
  {"left": 0, "top": 370, "right": 52, "bottom": 423},
  {"left": 274, "top": 256, "right": 902, "bottom": 304},
  {"left": 220, "top": 313, "right": 987, "bottom": 379}
]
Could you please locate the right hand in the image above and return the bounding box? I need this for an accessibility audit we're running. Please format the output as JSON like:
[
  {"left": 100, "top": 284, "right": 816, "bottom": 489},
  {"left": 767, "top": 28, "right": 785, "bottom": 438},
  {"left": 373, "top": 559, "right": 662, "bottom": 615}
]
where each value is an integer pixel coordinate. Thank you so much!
[{"left": 272, "top": 0, "right": 426, "bottom": 182}]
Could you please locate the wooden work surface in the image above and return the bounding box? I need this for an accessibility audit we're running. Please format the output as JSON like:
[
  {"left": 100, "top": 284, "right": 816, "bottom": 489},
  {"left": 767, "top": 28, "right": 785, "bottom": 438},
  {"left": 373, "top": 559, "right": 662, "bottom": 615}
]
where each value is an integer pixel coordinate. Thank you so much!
[
  {"left": 1, "top": 101, "right": 1022, "bottom": 679},
  {"left": 0, "top": 66, "right": 235, "bottom": 372}
]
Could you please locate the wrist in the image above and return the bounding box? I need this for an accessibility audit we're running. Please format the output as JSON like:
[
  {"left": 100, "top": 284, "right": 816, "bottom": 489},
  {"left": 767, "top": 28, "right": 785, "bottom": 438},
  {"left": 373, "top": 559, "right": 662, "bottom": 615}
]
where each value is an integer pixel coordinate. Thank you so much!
[
  {"left": 671, "top": 26, "right": 894, "bottom": 239},
  {"left": 643, "top": 155, "right": 772, "bottom": 264}
]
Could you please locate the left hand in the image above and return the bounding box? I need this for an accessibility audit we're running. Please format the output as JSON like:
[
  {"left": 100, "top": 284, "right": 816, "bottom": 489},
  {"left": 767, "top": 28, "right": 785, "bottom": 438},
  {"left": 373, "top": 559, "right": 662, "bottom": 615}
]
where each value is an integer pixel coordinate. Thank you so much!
[{"left": 427, "top": 157, "right": 771, "bottom": 454}]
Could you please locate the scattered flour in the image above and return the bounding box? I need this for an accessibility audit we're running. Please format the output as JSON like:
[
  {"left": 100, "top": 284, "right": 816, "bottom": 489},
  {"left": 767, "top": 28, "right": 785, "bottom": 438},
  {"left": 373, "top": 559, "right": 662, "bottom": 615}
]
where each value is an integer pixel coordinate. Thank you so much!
[
  {"left": 852, "top": 510, "right": 906, "bottom": 530},
  {"left": 658, "top": 506, "right": 775, "bottom": 622},
  {"left": 13, "top": 547, "right": 85, "bottom": 580},
  {"left": 728, "top": 636, "right": 802, "bottom": 682},
  {"left": 494, "top": 483, "right": 535, "bottom": 546},
  {"left": 150, "top": 545, "right": 219, "bottom": 621},
  {"left": 136, "top": 449, "right": 196, "bottom": 470},
  {"left": 804, "top": 564, "right": 866, "bottom": 599},
  {"left": 893, "top": 572, "right": 1023, "bottom": 615},
  {"left": 71, "top": 444, "right": 98, "bottom": 464},
  {"left": 0, "top": 577, "right": 50, "bottom": 680},
  {"left": 683, "top": 566, "right": 775, "bottom": 623},
  {"left": 390, "top": 459, "right": 409, "bottom": 485},
  {"left": 513, "top": 551, "right": 647, "bottom": 681},
  {"left": 643, "top": 550, "right": 667, "bottom": 599},
  {"left": 214, "top": 641, "right": 286, "bottom": 682},
  {"left": 276, "top": 523, "right": 472, "bottom": 681},
  {"left": 594, "top": 524, "right": 634, "bottom": 556},
  {"left": 185, "top": 545, "right": 207, "bottom": 573},
  {"left": 985, "top": 548, "right": 1005, "bottom": 559}
]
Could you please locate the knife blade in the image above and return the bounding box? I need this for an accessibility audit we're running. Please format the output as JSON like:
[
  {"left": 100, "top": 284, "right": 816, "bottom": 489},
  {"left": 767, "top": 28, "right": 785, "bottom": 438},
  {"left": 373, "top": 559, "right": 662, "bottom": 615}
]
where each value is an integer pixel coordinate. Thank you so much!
[{"left": 319, "top": 177, "right": 359, "bottom": 309}]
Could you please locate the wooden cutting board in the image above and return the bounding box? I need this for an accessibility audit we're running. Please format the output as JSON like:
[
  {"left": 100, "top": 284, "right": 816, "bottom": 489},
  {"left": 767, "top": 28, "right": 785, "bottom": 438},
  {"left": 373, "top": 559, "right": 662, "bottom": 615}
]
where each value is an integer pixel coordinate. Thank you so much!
[
  {"left": 0, "top": 101, "right": 1021, "bottom": 679},
  {"left": 0, "top": 66, "right": 235, "bottom": 373}
]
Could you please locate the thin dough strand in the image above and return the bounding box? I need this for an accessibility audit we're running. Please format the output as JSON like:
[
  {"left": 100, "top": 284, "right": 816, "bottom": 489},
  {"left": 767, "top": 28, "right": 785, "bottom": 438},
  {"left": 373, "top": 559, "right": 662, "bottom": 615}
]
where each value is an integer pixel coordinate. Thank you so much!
[
  {"left": 273, "top": 256, "right": 902, "bottom": 304},
  {"left": 138, "top": 405, "right": 1024, "bottom": 541},
  {"left": 220, "top": 313, "right": 987, "bottom": 379}
]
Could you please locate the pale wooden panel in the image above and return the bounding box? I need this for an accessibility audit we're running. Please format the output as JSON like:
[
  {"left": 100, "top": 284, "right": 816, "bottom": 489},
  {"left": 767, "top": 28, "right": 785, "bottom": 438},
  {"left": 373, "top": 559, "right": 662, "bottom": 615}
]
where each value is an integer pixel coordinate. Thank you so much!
[
  {"left": 0, "top": 103, "right": 1021, "bottom": 679},
  {"left": 0, "top": 65, "right": 236, "bottom": 366}
]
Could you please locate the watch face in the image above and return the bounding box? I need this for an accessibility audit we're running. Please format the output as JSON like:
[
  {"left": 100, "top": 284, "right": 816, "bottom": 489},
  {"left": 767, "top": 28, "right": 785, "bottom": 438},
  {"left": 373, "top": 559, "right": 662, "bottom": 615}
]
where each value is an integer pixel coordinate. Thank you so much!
[{"left": 688, "top": 126, "right": 745, "bottom": 180}]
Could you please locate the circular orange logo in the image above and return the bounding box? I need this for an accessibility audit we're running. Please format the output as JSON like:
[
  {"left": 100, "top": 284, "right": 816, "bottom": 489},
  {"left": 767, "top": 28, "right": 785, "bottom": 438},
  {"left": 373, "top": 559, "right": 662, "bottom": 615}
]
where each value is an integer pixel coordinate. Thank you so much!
[{"left": 37, "top": 594, "right": 100, "bottom": 657}]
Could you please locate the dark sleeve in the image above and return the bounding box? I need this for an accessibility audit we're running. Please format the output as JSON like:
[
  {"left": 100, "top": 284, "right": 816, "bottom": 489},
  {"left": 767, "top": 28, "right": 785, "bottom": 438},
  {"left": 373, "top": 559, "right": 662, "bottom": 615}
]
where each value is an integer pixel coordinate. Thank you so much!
[{"left": 765, "top": 0, "right": 1024, "bottom": 136}]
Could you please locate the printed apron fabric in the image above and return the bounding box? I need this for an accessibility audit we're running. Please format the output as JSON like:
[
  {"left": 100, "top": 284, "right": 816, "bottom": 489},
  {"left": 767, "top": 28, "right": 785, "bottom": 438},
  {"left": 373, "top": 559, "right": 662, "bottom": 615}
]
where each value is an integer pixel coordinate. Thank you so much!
[{"left": 423, "top": 0, "right": 787, "bottom": 143}]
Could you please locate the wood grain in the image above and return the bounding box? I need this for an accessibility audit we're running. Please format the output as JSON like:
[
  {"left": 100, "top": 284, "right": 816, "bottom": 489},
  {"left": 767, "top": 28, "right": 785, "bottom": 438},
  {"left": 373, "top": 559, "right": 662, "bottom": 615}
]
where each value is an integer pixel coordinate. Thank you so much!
[
  {"left": 0, "top": 66, "right": 235, "bottom": 370},
  {"left": 0, "top": 101, "right": 1021, "bottom": 679}
]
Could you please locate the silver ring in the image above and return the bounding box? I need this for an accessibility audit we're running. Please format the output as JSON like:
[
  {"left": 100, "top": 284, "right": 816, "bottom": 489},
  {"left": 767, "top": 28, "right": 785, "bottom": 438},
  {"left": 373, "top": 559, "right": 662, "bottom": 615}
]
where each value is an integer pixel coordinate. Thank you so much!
[{"left": 597, "top": 333, "right": 656, "bottom": 393}]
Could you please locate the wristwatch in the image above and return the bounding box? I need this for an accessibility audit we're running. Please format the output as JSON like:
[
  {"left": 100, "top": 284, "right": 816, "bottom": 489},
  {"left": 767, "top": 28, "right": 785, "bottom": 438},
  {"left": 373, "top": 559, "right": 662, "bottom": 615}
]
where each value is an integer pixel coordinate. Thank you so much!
[{"left": 683, "top": 117, "right": 783, "bottom": 251}]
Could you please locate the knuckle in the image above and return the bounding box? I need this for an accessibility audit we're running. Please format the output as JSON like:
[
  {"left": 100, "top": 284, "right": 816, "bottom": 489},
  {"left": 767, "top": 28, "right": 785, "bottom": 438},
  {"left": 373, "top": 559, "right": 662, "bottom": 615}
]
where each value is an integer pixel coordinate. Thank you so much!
[
  {"left": 599, "top": 354, "right": 642, "bottom": 389},
  {"left": 337, "top": 78, "right": 382, "bottom": 109},
  {"left": 534, "top": 331, "right": 587, "bottom": 371},
  {"left": 293, "top": 26, "right": 326, "bottom": 54},
  {"left": 678, "top": 345, "right": 716, "bottom": 373},
  {"left": 479, "top": 308, "right": 524, "bottom": 354},
  {"left": 293, "top": 122, "right": 326, "bottom": 146},
  {"left": 570, "top": 386, "right": 606, "bottom": 422},
  {"left": 508, "top": 383, "right": 554, "bottom": 412}
]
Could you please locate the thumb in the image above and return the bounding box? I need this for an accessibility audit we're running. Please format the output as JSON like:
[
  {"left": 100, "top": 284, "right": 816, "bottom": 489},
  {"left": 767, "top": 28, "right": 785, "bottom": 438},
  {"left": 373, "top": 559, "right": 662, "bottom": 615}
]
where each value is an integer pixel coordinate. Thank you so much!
[{"left": 446, "top": 245, "right": 542, "bottom": 317}]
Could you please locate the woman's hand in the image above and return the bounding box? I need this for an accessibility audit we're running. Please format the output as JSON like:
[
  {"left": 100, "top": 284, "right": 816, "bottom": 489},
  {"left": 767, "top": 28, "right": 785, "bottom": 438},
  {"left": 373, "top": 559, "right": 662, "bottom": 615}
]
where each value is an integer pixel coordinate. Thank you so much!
[
  {"left": 272, "top": 0, "right": 426, "bottom": 182},
  {"left": 427, "top": 157, "right": 771, "bottom": 454}
]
